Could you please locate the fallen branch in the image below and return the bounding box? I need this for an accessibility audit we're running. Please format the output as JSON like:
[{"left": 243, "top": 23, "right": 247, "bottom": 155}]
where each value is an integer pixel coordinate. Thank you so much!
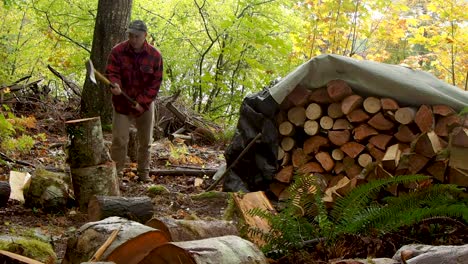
[{"left": 0, "top": 152, "right": 36, "bottom": 168}]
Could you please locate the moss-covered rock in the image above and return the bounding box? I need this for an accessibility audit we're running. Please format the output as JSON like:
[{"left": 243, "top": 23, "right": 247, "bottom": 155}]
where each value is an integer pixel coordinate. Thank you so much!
[{"left": 0, "top": 235, "right": 56, "bottom": 264}]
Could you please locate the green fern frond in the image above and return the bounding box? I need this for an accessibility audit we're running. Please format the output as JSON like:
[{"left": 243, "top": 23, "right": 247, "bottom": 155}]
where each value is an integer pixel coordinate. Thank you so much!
[{"left": 331, "top": 174, "right": 430, "bottom": 223}]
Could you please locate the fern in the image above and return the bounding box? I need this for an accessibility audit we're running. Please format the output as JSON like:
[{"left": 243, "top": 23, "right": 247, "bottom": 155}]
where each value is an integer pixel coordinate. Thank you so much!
[{"left": 249, "top": 173, "right": 467, "bottom": 256}]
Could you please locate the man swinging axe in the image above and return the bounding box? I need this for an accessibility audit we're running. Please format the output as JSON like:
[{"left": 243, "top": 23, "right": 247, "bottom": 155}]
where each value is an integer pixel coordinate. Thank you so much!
[{"left": 106, "top": 19, "right": 163, "bottom": 182}]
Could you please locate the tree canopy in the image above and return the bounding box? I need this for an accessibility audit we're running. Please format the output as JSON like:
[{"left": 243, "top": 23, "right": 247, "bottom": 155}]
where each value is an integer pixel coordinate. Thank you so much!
[{"left": 1, "top": 0, "right": 467, "bottom": 125}]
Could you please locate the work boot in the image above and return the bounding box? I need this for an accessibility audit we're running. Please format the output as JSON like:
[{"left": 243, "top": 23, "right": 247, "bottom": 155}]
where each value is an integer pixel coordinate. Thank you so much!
[{"left": 138, "top": 173, "right": 152, "bottom": 183}]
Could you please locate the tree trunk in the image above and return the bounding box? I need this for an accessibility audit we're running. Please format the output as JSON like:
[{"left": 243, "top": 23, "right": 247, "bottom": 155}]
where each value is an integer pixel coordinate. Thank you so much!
[{"left": 80, "top": 0, "right": 133, "bottom": 125}]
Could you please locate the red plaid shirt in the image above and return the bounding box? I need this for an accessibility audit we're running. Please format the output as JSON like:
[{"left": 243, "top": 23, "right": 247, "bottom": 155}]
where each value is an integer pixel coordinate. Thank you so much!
[{"left": 106, "top": 40, "right": 163, "bottom": 115}]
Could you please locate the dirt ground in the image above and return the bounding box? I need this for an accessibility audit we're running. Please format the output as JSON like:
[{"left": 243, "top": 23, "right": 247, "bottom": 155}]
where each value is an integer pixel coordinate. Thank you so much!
[{"left": 0, "top": 131, "right": 229, "bottom": 262}]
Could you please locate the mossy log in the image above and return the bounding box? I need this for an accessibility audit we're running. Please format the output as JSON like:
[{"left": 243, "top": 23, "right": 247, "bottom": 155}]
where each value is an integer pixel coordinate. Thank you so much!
[
  {"left": 24, "top": 168, "right": 74, "bottom": 212},
  {"left": 70, "top": 162, "right": 120, "bottom": 211},
  {"left": 140, "top": 235, "right": 267, "bottom": 264},
  {"left": 145, "top": 217, "right": 239, "bottom": 241},
  {"left": 88, "top": 195, "right": 153, "bottom": 223},
  {"left": 0, "top": 235, "right": 57, "bottom": 263},
  {"left": 65, "top": 117, "right": 111, "bottom": 168},
  {"left": 62, "top": 217, "right": 169, "bottom": 264}
]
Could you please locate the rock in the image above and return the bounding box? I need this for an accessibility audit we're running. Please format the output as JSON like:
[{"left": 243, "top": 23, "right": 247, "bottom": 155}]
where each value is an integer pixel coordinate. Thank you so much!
[{"left": 393, "top": 244, "right": 468, "bottom": 264}]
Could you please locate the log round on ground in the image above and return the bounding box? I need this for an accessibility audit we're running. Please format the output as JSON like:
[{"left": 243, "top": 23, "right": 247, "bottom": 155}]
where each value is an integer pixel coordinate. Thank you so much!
[
  {"left": 145, "top": 217, "right": 239, "bottom": 242},
  {"left": 88, "top": 195, "right": 154, "bottom": 223},
  {"left": 0, "top": 181, "right": 10, "bottom": 207}
]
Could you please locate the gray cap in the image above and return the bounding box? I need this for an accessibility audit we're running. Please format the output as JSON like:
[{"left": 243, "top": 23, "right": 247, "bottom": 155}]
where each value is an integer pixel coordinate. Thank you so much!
[{"left": 126, "top": 20, "right": 147, "bottom": 34}]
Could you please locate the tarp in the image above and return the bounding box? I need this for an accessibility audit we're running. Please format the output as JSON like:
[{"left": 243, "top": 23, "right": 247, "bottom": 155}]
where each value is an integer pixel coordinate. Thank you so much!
[{"left": 223, "top": 54, "right": 468, "bottom": 193}]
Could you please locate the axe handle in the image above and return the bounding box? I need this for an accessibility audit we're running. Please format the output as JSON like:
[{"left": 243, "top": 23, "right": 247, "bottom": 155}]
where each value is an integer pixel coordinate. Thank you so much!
[{"left": 94, "top": 69, "right": 138, "bottom": 107}]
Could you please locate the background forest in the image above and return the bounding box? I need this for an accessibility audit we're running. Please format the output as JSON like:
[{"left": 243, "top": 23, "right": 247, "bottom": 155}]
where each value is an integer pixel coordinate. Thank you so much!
[{"left": 1, "top": 0, "right": 467, "bottom": 127}]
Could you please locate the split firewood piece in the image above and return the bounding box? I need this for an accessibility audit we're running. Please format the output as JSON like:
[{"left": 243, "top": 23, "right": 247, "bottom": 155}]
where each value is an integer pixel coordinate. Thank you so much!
[
  {"left": 145, "top": 217, "right": 239, "bottom": 242},
  {"left": 395, "top": 107, "right": 417, "bottom": 125},
  {"left": 345, "top": 163, "right": 363, "bottom": 179},
  {"left": 232, "top": 191, "right": 276, "bottom": 247},
  {"left": 425, "top": 160, "right": 447, "bottom": 183},
  {"left": 368, "top": 134, "right": 393, "bottom": 150},
  {"left": 371, "top": 164, "right": 398, "bottom": 196},
  {"left": 315, "top": 152, "right": 334, "bottom": 172},
  {"left": 347, "top": 109, "right": 370, "bottom": 123},
  {"left": 297, "top": 161, "right": 325, "bottom": 174},
  {"left": 328, "top": 102, "right": 344, "bottom": 119},
  {"left": 394, "top": 125, "right": 419, "bottom": 143},
  {"left": 292, "top": 148, "right": 310, "bottom": 168},
  {"left": 269, "top": 182, "right": 289, "bottom": 200},
  {"left": 366, "top": 143, "right": 385, "bottom": 161},
  {"left": 336, "top": 176, "right": 357, "bottom": 196},
  {"left": 414, "top": 131, "right": 443, "bottom": 158},
  {"left": 286, "top": 84, "right": 312, "bottom": 107},
  {"left": 380, "top": 97, "right": 400, "bottom": 111},
  {"left": 281, "top": 136, "right": 295, "bottom": 152},
  {"left": 305, "top": 103, "right": 323, "bottom": 121},
  {"left": 382, "top": 144, "right": 401, "bottom": 172},
  {"left": 363, "top": 97, "right": 382, "bottom": 114},
  {"left": 304, "top": 120, "right": 320, "bottom": 136},
  {"left": 353, "top": 124, "right": 378, "bottom": 141},
  {"left": 447, "top": 167, "right": 468, "bottom": 188},
  {"left": 341, "top": 95, "right": 363, "bottom": 115},
  {"left": 449, "top": 144, "right": 468, "bottom": 171},
  {"left": 434, "top": 114, "right": 462, "bottom": 137},
  {"left": 328, "top": 130, "right": 351, "bottom": 146},
  {"left": 303, "top": 135, "right": 329, "bottom": 155},
  {"left": 333, "top": 118, "right": 353, "bottom": 130},
  {"left": 368, "top": 112, "right": 394, "bottom": 131},
  {"left": 309, "top": 87, "right": 332, "bottom": 104},
  {"left": 277, "top": 147, "right": 285, "bottom": 161},
  {"left": 320, "top": 116, "right": 334, "bottom": 130},
  {"left": 288, "top": 106, "right": 307, "bottom": 126},
  {"left": 357, "top": 153, "right": 373, "bottom": 167},
  {"left": 406, "top": 153, "right": 430, "bottom": 174},
  {"left": 323, "top": 176, "right": 349, "bottom": 203},
  {"left": 326, "top": 79, "right": 353, "bottom": 102},
  {"left": 451, "top": 127, "right": 468, "bottom": 147},
  {"left": 432, "top": 104, "right": 456, "bottom": 116},
  {"left": 275, "top": 165, "right": 294, "bottom": 183},
  {"left": 278, "top": 121, "right": 295, "bottom": 136},
  {"left": 331, "top": 149, "right": 345, "bottom": 161},
  {"left": 333, "top": 162, "right": 345, "bottom": 174},
  {"left": 340, "top": 142, "right": 365, "bottom": 158},
  {"left": 280, "top": 152, "right": 291, "bottom": 167},
  {"left": 88, "top": 196, "right": 153, "bottom": 223},
  {"left": 415, "top": 104, "right": 435, "bottom": 133}
]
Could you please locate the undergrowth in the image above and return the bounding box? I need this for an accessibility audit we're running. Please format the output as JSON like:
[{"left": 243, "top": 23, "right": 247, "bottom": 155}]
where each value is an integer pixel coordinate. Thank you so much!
[{"left": 248, "top": 173, "right": 468, "bottom": 259}]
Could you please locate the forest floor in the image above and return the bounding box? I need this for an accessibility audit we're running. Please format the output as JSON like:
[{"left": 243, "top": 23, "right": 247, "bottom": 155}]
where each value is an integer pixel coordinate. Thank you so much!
[{"left": 0, "top": 101, "right": 467, "bottom": 264}]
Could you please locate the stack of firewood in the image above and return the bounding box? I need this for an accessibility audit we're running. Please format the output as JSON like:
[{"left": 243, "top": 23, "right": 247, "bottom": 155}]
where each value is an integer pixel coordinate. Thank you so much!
[{"left": 271, "top": 80, "right": 468, "bottom": 201}]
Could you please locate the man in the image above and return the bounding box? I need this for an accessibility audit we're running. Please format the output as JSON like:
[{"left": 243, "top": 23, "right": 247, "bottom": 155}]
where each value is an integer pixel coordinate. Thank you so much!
[{"left": 106, "top": 20, "right": 163, "bottom": 182}]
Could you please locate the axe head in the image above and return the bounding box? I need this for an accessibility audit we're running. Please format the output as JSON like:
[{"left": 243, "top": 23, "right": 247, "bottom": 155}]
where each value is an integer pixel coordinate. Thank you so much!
[{"left": 85, "top": 59, "right": 97, "bottom": 85}]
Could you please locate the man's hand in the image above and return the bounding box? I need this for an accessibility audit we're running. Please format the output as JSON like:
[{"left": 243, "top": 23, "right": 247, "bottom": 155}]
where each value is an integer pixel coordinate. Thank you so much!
[
  {"left": 134, "top": 103, "right": 144, "bottom": 113},
  {"left": 110, "top": 83, "right": 122, "bottom": 95}
]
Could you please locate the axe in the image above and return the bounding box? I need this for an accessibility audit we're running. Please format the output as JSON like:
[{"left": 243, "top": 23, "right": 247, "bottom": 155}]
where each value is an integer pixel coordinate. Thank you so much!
[{"left": 85, "top": 59, "right": 138, "bottom": 107}]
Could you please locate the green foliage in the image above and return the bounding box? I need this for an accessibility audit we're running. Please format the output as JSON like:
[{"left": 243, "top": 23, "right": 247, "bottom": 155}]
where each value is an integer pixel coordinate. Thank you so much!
[
  {"left": 0, "top": 112, "right": 15, "bottom": 139},
  {"left": 248, "top": 173, "right": 468, "bottom": 255}
]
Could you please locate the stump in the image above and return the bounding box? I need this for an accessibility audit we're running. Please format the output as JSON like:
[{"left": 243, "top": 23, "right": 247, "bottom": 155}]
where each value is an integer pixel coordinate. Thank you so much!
[
  {"left": 145, "top": 217, "right": 239, "bottom": 241},
  {"left": 88, "top": 195, "right": 153, "bottom": 223},
  {"left": 65, "top": 117, "right": 111, "bottom": 168},
  {"left": 62, "top": 217, "right": 169, "bottom": 264},
  {"left": 71, "top": 162, "right": 120, "bottom": 211}
]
